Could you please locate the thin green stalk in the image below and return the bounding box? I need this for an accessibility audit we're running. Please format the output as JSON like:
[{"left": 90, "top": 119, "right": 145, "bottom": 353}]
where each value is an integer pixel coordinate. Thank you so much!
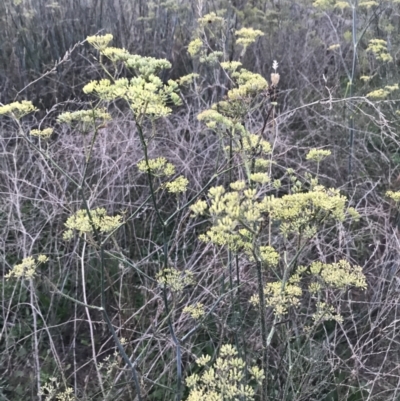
[{"left": 255, "top": 257, "right": 268, "bottom": 401}]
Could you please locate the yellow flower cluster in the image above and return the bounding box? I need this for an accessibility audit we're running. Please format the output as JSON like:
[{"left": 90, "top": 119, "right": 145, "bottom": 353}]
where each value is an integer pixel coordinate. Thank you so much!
[
  {"left": 101, "top": 47, "right": 130, "bottom": 62},
  {"left": 6, "top": 255, "right": 48, "bottom": 280},
  {"left": 235, "top": 27, "right": 264, "bottom": 48},
  {"left": 178, "top": 73, "right": 200, "bottom": 86},
  {"left": 63, "top": 208, "right": 122, "bottom": 240},
  {"left": 84, "top": 36, "right": 179, "bottom": 117},
  {"left": 220, "top": 61, "right": 242, "bottom": 72},
  {"left": 313, "top": 302, "right": 343, "bottom": 324},
  {"left": 366, "top": 84, "right": 398, "bottom": 99},
  {"left": 198, "top": 12, "right": 224, "bottom": 27},
  {"left": 39, "top": 377, "right": 75, "bottom": 401},
  {"left": 186, "top": 344, "right": 263, "bottom": 401},
  {"left": 250, "top": 281, "right": 303, "bottom": 316},
  {"left": 57, "top": 108, "right": 111, "bottom": 125},
  {"left": 30, "top": 128, "right": 53, "bottom": 139},
  {"left": 156, "top": 268, "right": 194, "bottom": 292},
  {"left": 264, "top": 185, "right": 348, "bottom": 236},
  {"left": 241, "top": 133, "right": 272, "bottom": 154},
  {"left": 310, "top": 260, "right": 367, "bottom": 290},
  {"left": 125, "top": 55, "right": 171, "bottom": 77},
  {"left": 313, "top": 0, "right": 349, "bottom": 9},
  {"left": 228, "top": 69, "right": 268, "bottom": 101},
  {"left": 306, "top": 148, "right": 331, "bottom": 162},
  {"left": 387, "top": 190, "right": 400, "bottom": 202},
  {"left": 366, "top": 39, "right": 393, "bottom": 63},
  {"left": 86, "top": 33, "right": 113, "bottom": 50},
  {"left": 137, "top": 157, "right": 175, "bottom": 177},
  {"left": 165, "top": 176, "right": 189, "bottom": 194},
  {"left": 83, "top": 75, "right": 180, "bottom": 117},
  {"left": 0, "top": 100, "right": 37, "bottom": 119},
  {"left": 259, "top": 246, "right": 280, "bottom": 267},
  {"left": 183, "top": 303, "right": 205, "bottom": 319},
  {"left": 188, "top": 38, "right": 203, "bottom": 57}
]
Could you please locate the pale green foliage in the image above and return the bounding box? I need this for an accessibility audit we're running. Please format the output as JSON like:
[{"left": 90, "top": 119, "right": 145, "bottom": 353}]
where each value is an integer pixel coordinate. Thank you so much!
[
  {"left": 235, "top": 27, "right": 264, "bottom": 48},
  {"left": 6, "top": 255, "right": 48, "bottom": 280},
  {"left": 185, "top": 344, "right": 263, "bottom": 401},
  {"left": 366, "top": 39, "right": 393, "bottom": 62},
  {"left": 0, "top": 100, "right": 37, "bottom": 119},
  {"left": 156, "top": 268, "right": 194, "bottom": 292},
  {"left": 63, "top": 208, "right": 122, "bottom": 240},
  {"left": 137, "top": 157, "right": 176, "bottom": 176},
  {"left": 30, "top": 128, "right": 53, "bottom": 139},
  {"left": 165, "top": 176, "right": 189, "bottom": 193},
  {"left": 183, "top": 303, "right": 205, "bottom": 319},
  {"left": 306, "top": 148, "right": 331, "bottom": 162}
]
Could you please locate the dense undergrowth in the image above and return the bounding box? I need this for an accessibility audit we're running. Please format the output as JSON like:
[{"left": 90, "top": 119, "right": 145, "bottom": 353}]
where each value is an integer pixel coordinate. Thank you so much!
[{"left": 2, "top": 1, "right": 400, "bottom": 401}]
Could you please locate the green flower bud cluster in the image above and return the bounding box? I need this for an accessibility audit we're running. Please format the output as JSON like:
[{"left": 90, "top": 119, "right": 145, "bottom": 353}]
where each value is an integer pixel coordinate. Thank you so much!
[
  {"left": 6, "top": 254, "right": 48, "bottom": 280},
  {"left": 186, "top": 344, "right": 263, "bottom": 401},
  {"left": 63, "top": 208, "right": 122, "bottom": 240},
  {"left": 0, "top": 100, "right": 37, "bottom": 119},
  {"left": 156, "top": 268, "right": 194, "bottom": 292}
]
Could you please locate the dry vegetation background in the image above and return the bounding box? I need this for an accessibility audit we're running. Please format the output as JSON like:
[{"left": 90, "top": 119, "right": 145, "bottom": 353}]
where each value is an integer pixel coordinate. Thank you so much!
[{"left": 2, "top": 0, "right": 400, "bottom": 400}]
